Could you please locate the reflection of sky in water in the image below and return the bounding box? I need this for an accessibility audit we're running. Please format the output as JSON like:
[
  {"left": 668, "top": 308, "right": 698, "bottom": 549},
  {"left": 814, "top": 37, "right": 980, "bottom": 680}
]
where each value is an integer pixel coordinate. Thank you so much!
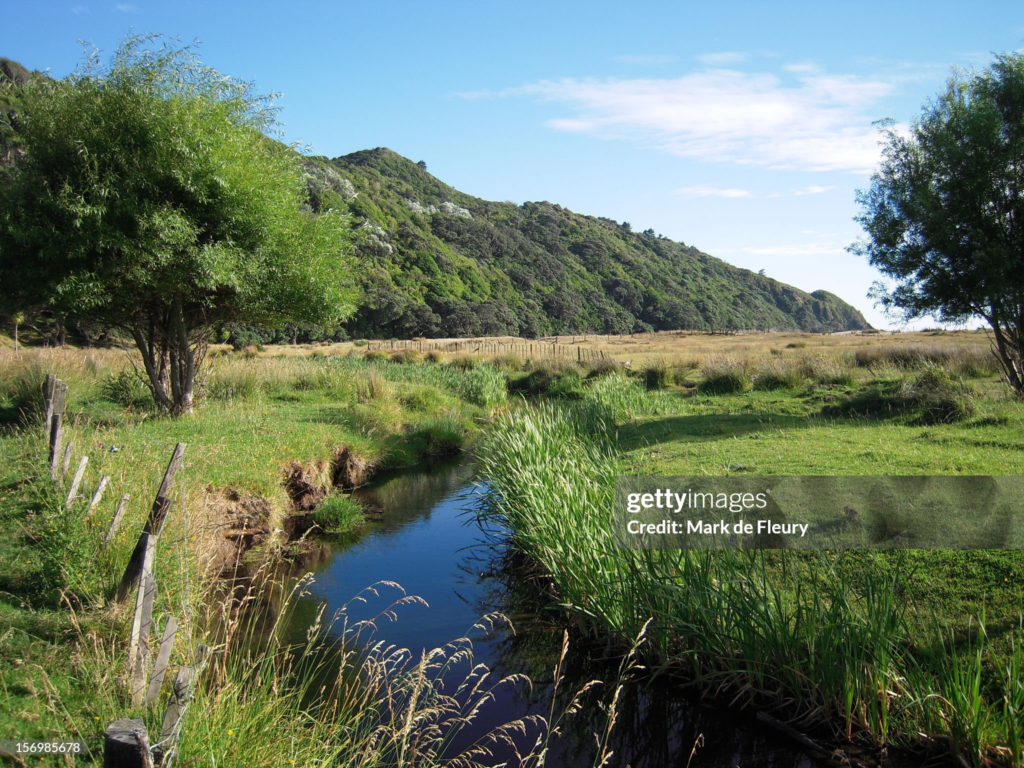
[
  {"left": 308, "top": 482, "right": 489, "bottom": 654},
  {"left": 287, "top": 460, "right": 819, "bottom": 768}
]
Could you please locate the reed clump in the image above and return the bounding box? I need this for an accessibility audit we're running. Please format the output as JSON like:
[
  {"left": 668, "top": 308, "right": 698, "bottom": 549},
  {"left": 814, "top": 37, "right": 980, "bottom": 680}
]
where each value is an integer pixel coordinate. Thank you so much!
[
  {"left": 697, "top": 355, "right": 751, "bottom": 394},
  {"left": 478, "top": 400, "right": 1024, "bottom": 762},
  {"left": 752, "top": 358, "right": 804, "bottom": 391}
]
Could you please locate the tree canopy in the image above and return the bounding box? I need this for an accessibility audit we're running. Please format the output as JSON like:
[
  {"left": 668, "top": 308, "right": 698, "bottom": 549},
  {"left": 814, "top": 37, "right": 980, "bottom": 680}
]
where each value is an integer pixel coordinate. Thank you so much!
[
  {"left": 851, "top": 53, "right": 1024, "bottom": 394},
  {"left": 0, "top": 37, "right": 355, "bottom": 412}
]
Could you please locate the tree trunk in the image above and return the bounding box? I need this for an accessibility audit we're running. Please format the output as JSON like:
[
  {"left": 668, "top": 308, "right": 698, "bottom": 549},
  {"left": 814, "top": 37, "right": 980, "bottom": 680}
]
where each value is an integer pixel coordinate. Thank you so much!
[
  {"left": 168, "top": 297, "right": 197, "bottom": 415},
  {"left": 989, "top": 318, "right": 1024, "bottom": 397}
]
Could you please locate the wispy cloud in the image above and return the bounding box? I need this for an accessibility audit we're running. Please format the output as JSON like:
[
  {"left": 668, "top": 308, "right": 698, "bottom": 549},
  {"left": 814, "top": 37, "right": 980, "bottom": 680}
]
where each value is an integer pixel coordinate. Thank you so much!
[
  {"left": 481, "top": 66, "right": 895, "bottom": 173},
  {"left": 115, "top": 3, "right": 137, "bottom": 11},
  {"left": 615, "top": 54, "right": 677, "bottom": 65},
  {"left": 696, "top": 51, "right": 749, "bottom": 66},
  {"left": 726, "top": 241, "right": 849, "bottom": 257},
  {"left": 72, "top": 4, "right": 88, "bottom": 13},
  {"left": 674, "top": 185, "right": 751, "bottom": 198},
  {"left": 793, "top": 185, "right": 837, "bottom": 195}
]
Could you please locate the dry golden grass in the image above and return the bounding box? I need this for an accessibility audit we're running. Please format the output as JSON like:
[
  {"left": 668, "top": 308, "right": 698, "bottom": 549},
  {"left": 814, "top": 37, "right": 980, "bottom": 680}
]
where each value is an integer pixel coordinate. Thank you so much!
[{"left": 278, "top": 328, "right": 995, "bottom": 368}]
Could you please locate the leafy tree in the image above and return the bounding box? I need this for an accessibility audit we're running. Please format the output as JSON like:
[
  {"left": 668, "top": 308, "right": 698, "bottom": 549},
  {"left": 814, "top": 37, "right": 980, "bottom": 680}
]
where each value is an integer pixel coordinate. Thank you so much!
[
  {"left": 851, "top": 54, "right": 1024, "bottom": 394},
  {"left": 0, "top": 37, "right": 354, "bottom": 413}
]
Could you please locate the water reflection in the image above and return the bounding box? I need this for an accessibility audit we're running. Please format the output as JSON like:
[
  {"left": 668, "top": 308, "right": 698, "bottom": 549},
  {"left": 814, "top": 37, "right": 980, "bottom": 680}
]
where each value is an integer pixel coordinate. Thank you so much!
[{"left": 281, "top": 459, "right": 821, "bottom": 768}]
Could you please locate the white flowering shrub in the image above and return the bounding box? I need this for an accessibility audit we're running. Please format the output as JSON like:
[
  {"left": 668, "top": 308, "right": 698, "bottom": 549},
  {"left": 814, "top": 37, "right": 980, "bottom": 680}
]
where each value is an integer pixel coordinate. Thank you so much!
[{"left": 440, "top": 201, "right": 472, "bottom": 219}]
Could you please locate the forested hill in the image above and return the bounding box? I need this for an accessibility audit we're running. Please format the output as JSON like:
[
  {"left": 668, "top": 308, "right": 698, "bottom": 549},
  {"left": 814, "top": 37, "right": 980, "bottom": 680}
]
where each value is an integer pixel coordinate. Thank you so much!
[{"left": 305, "top": 148, "right": 871, "bottom": 338}]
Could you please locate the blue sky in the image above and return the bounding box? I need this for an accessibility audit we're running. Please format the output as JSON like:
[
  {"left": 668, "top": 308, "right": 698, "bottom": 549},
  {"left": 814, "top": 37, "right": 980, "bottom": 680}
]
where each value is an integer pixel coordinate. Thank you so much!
[{"left": 5, "top": 1, "right": 1023, "bottom": 329}]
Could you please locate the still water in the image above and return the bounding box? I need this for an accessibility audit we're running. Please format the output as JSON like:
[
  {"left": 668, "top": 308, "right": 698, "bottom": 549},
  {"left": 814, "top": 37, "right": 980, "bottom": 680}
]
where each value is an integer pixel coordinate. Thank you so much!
[{"left": 282, "top": 458, "right": 820, "bottom": 768}]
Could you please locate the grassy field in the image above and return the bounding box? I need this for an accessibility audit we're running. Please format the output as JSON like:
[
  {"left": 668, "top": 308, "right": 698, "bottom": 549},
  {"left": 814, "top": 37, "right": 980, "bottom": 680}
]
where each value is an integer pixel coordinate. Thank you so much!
[
  {"left": 2, "top": 333, "right": 1023, "bottom": 766},
  {"left": 471, "top": 334, "right": 1024, "bottom": 766},
  {"left": 0, "top": 346, "right": 513, "bottom": 766}
]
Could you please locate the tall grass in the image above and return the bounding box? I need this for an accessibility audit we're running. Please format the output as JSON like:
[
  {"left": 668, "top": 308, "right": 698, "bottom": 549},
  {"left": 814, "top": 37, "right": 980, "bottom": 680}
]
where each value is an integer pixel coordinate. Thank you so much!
[
  {"left": 477, "top": 401, "right": 1024, "bottom": 763},
  {"left": 698, "top": 355, "right": 751, "bottom": 394},
  {"left": 854, "top": 344, "right": 1000, "bottom": 378}
]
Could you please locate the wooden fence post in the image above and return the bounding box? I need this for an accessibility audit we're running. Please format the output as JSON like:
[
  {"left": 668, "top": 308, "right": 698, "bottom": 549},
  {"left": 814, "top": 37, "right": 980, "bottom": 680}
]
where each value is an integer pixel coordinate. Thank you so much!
[
  {"left": 65, "top": 456, "right": 89, "bottom": 509},
  {"left": 48, "top": 414, "right": 63, "bottom": 481},
  {"left": 104, "top": 494, "right": 131, "bottom": 545},
  {"left": 42, "top": 375, "right": 57, "bottom": 439},
  {"left": 61, "top": 442, "right": 73, "bottom": 480},
  {"left": 128, "top": 535, "right": 157, "bottom": 708},
  {"left": 103, "top": 718, "right": 152, "bottom": 768},
  {"left": 88, "top": 475, "right": 110, "bottom": 512},
  {"left": 146, "top": 616, "right": 178, "bottom": 706},
  {"left": 156, "top": 645, "right": 210, "bottom": 764},
  {"left": 116, "top": 443, "right": 184, "bottom": 603}
]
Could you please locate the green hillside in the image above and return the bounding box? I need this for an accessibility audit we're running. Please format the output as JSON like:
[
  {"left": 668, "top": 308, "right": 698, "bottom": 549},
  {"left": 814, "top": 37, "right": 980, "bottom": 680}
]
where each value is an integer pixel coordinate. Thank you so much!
[
  {"left": 305, "top": 148, "right": 870, "bottom": 338},
  {"left": 0, "top": 48, "right": 870, "bottom": 340}
]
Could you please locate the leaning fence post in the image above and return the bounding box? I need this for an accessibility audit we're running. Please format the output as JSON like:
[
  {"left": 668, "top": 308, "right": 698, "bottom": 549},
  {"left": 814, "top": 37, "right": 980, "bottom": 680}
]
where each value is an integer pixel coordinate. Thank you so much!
[
  {"left": 116, "top": 443, "right": 184, "bottom": 603},
  {"left": 156, "top": 644, "right": 210, "bottom": 764},
  {"left": 61, "top": 442, "right": 73, "bottom": 480},
  {"left": 65, "top": 456, "right": 89, "bottom": 509},
  {"left": 128, "top": 535, "right": 157, "bottom": 707},
  {"left": 104, "top": 494, "right": 131, "bottom": 545},
  {"left": 88, "top": 475, "right": 110, "bottom": 512},
  {"left": 145, "top": 616, "right": 178, "bottom": 706}
]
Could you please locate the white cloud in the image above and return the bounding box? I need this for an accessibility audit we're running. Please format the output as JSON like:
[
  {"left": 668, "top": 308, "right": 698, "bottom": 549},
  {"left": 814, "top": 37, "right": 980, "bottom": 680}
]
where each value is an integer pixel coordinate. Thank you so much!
[
  {"left": 615, "top": 54, "right": 677, "bottom": 65},
  {"left": 674, "top": 185, "right": 751, "bottom": 198},
  {"left": 115, "top": 3, "right": 137, "bottom": 11},
  {"left": 696, "top": 51, "right": 749, "bottom": 66},
  {"left": 72, "top": 4, "right": 89, "bottom": 13},
  {"left": 491, "top": 67, "right": 895, "bottom": 173},
  {"left": 793, "top": 185, "right": 837, "bottom": 195}
]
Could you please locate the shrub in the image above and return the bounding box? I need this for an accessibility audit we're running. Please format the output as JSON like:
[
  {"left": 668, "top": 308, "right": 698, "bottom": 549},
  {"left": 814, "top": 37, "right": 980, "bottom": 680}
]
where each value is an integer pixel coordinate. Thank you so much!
[
  {"left": 101, "top": 368, "right": 151, "bottom": 407},
  {"left": 698, "top": 356, "right": 751, "bottom": 394},
  {"left": 310, "top": 493, "right": 364, "bottom": 532},
  {"left": 786, "top": 341, "right": 808, "bottom": 349},
  {"left": 353, "top": 339, "right": 368, "bottom": 347}
]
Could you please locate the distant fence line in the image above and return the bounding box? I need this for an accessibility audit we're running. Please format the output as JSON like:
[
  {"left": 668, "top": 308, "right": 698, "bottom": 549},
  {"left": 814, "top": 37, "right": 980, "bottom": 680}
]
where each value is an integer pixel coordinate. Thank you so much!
[{"left": 367, "top": 338, "right": 609, "bottom": 362}]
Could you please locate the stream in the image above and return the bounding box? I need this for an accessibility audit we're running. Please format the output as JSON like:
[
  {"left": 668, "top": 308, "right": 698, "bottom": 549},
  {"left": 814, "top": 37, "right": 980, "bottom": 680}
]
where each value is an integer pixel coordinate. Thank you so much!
[{"left": 281, "top": 458, "right": 821, "bottom": 768}]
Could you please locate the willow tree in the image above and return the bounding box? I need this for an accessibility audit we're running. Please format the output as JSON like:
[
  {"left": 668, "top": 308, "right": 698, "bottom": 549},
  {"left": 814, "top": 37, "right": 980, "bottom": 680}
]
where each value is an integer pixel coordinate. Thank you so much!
[
  {"left": 0, "top": 37, "right": 354, "bottom": 413},
  {"left": 851, "top": 54, "right": 1024, "bottom": 395}
]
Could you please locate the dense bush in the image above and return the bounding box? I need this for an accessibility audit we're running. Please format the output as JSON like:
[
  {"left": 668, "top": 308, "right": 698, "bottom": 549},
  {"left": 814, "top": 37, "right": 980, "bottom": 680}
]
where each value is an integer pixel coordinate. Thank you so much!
[{"left": 101, "top": 368, "right": 151, "bottom": 407}]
